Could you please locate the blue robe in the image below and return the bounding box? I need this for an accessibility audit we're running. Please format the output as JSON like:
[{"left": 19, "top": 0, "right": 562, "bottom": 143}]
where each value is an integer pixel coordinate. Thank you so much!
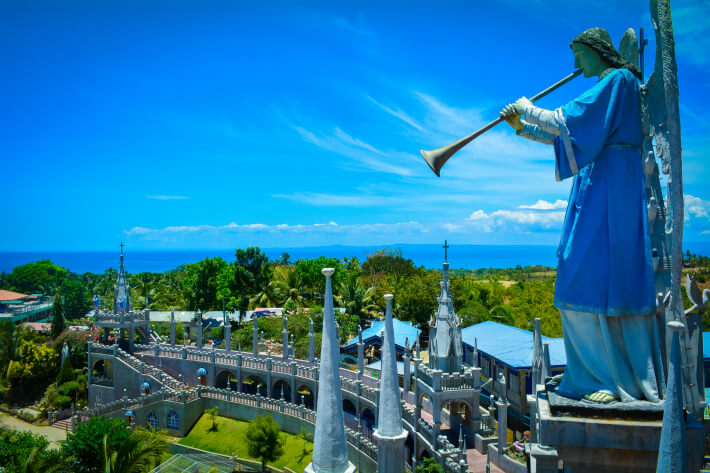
[{"left": 552, "top": 68, "right": 656, "bottom": 317}]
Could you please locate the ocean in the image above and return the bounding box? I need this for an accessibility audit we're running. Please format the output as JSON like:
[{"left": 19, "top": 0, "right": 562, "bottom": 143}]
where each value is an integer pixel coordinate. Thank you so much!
[{"left": 1, "top": 241, "right": 708, "bottom": 273}]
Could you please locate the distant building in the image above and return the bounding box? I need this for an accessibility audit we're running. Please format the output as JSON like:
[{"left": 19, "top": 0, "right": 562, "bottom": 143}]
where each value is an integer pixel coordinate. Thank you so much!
[
  {"left": 461, "top": 320, "right": 566, "bottom": 430},
  {"left": 0, "top": 290, "right": 54, "bottom": 323},
  {"left": 342, "top": 318, "right": 421, "bottom": 362}
]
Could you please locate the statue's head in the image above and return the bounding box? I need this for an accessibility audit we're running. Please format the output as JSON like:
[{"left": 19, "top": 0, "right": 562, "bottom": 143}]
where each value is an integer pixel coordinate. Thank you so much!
[{"left": 571, "top": 27, "right": 643, "bottom": 80}]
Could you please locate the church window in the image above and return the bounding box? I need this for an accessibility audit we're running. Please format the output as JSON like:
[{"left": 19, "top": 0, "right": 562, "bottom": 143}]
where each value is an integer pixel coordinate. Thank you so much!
[
  {"left": 147, "top": 411, "right": 158, "bottom": 429},
  {"left": 167, "top": 410, "right": 179, "bottom": 430}
]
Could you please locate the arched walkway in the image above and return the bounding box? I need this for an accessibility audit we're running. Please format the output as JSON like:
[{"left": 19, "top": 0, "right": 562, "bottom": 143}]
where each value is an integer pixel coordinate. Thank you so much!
[
  {"left": 296, "top": 384, "right": 314, "bottom": 409},
  {"left": 361, "top": 407, "right": 376, "bottom": 429},
  {"left": 242, "top": 375, "right": 267, "bottom": 396},
  {"left": 343, "top": 398, "right": 357, "bottom": 417},
  {"left": 92, "top": 359, "right": 113, "bottom": 385},
  {"left": 272, "top": 380, "right": 292, "bottom": 402},
  {"left": 215, "top": 370, "right": 238, "bottom": 390}
]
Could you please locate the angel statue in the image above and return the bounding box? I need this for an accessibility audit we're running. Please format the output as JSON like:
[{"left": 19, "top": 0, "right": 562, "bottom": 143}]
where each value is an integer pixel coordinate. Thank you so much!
[{"left": 500, "top": 27, "right": 664, "bottom": 404}]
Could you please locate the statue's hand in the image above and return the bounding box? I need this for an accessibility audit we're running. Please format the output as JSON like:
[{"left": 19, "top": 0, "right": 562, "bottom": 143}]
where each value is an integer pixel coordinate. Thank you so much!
[{"left": 500, "top": 103, "right": 524, "bottom": 132}]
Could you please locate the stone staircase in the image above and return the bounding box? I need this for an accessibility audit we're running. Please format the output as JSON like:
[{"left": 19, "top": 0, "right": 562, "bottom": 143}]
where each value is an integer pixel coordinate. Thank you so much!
[{"left": 114, "top": 347, "right": 183, "bottom": 392}]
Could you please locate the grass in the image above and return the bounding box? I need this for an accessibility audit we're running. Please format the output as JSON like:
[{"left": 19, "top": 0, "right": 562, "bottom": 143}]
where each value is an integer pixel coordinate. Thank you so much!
[{"left": 179, "top": 414, "right": 313, "bottom": 472}]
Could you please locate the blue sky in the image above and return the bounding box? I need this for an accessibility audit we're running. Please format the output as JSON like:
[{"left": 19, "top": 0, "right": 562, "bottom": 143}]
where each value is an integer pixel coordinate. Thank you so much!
[{"left": 2, "top": 0, "right": 709, "bottom": 251}]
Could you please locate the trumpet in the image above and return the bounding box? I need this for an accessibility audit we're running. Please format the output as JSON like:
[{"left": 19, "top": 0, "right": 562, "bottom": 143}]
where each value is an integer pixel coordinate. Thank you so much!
[{"left": 420, "top": 69, "right": 583, "bottom": 177}]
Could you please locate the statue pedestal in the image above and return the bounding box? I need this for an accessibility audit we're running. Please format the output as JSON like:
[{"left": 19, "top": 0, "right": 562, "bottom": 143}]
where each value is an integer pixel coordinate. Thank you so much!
[{"left": 537, "top": 386, "right": 704, "bottom": 473}]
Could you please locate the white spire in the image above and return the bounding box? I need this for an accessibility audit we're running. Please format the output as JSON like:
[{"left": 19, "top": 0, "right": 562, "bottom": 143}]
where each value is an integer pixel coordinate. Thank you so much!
[
  {"left": 306, "top": 268, "right": 355, "bottom": 473},
  {"left": 373, "top": 293, "right": 407, "bottom": 473}
]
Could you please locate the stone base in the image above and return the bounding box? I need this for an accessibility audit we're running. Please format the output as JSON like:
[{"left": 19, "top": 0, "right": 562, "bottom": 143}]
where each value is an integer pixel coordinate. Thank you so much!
[
  {"left": 538, "top": 388, "right": 705, "bottom": 472},
  {"left": 373, "top": 429, "right": 408, "bottom": 473},
  {"left": 529, "top": 444, "right": 559, "bottom": 473},
  {"left": 546, "top": 380, "right": 664, "bottom": 420}
]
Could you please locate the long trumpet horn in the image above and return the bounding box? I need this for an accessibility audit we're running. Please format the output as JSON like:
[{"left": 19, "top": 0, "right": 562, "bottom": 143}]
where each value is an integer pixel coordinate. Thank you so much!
[{"left": 421, "top": 69, "right": 583, "bottom": 177}]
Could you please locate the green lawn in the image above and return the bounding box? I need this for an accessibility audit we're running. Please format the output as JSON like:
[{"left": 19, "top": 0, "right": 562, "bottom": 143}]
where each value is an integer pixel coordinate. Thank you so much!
[{"left": 179, "top": 414, "right": 313, "bottom": 472}]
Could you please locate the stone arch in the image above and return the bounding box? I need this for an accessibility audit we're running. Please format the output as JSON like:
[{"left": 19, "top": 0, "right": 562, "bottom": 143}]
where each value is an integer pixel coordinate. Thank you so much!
[
  {"left": 242, "top": 374, "right": 267, "bottom": 396},
  {"left": 296, "top": 384, "right": 314, "bottom": 409},
  {"left": 215, "top": 370, "right": 238, "bottom": 390},
  {"left": 272, "top": 379, "right": 292, "bottom": 402},
  {"left": 92, "top": 359, "right": 113, "bottom": 385},
  {"left": 343, "top": 398, "right": 357, "bottom": 417},
  {"left": 360, "top": 407, "right": 376, "bottom": 429},
  {"left": 455, "top": 400, "right": 472, "bottom": 422},
  {"left": 417, "top": 393, "right": 430, "bottom": 410}
]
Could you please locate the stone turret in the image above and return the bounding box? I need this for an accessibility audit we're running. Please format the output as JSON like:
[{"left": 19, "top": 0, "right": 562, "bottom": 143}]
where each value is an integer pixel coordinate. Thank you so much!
[
  {"left": 308, "top": 318, "right": 315, "bottom": 362},
  {"left": 428, "top": 241, "right": 463, "bottom": 373},
  {"left": 170, "top": 308, "right": 176, "bottom": 346},
  {"left": 373, "top": 294, "right": 407, "bottom": 473},
  {"left": 306, "top": 268, "right": 355, "bottom": 473}
]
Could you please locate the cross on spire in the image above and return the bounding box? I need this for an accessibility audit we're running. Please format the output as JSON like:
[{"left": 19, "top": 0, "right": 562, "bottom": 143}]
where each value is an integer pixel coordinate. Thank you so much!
[
  {"left": 443, "top": 240, "right": 450, "bottom": 262},
  {"left": 120, "top": 241, "right": 124, "bottom": 254}
]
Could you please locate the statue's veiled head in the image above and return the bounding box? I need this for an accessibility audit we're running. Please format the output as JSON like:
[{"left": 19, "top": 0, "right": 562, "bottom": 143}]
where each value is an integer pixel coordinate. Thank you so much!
[{"left": 571, "top": 27, "right": 643, "bottom": 80}]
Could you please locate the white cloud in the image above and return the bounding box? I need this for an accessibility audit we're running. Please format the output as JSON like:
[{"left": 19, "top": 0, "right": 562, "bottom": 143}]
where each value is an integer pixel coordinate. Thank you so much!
[
  {"left": 464, "top": 200, "right": 566, "bottom": 233},
  {"left": 686, "top": 194, "right": 710, "bottom": 220},
  {"left": 146, "top": 195, "right": 191, "bottom": 200},
  {"left": 368, "top": 96, "right": 424, "bottom": 131},
  {"left": 518, "top": 199, "right": 568, "bottom": 210}
]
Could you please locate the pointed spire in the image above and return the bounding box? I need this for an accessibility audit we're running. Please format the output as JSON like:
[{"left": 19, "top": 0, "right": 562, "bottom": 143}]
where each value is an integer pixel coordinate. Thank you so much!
[
  {"left": 656, "top": 321, "right": 687, "bottom": 473},
  {"left": 377, "top": 294, "right": 404, "bottom": 437},
  {"left": 373, "top": 293, "right": 406, "bottom": 473},
  {"left": 309, "top": 318, "right": 315, "bottom": 363},
  {"left": 307, "top": 268, "right": 354, "bottom": 473},
  {"left": 429, "top": 241, "right": 462, "bottom": 372},
  {"left": 458, "top": 427, "right": 467, "bottom": 466}
]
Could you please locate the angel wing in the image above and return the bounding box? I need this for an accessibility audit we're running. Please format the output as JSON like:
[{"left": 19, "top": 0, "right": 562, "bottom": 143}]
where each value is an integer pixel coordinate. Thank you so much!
[{"left": 685, "top": 273, "right": 702, "bottom": 306}]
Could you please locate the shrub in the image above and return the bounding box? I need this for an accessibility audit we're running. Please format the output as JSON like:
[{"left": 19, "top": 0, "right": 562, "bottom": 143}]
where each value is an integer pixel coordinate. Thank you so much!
[
  {"left": 54, "top": 395, "right": 72, "bottom": 409},
  {"left": 56, "top": 357, "right": 75, "bottom": 385},
  {"left": 58, "top": 381, "right": 79, "bottom": 397}
]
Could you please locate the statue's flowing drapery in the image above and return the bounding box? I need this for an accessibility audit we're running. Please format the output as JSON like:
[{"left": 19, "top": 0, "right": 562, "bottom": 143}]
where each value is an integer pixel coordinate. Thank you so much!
[{"left": 552, "top": 69, "right": 664, "bottom": 401}]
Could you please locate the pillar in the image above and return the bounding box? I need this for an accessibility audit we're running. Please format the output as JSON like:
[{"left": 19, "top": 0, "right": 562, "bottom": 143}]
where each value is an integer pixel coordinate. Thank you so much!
[
  {"left": 225, "top": 316, "right": 231, "bottom": 352},
  {"left": 170, "top": 308, "right": 176, "bottom": 346},
  {"left": 253, "top": 315, "right": 259, "bottom": 355},
  {"left": 282, "top": 316, "right": 289, "bottom": 360},
  {"left": 196, "top": 310, "right": 203, "bottom": 349},
  {"left": 403, "top": 338, "right": 411, "bottom": 395},
  {"left": 309, "top": 318, "right": 315, "bottom": 363},
  {"left": 497, "top": 398, "right": 509, "bottom": 452},
  {"left": 357, "top": 326, "right": 364, "bottom": 376}
]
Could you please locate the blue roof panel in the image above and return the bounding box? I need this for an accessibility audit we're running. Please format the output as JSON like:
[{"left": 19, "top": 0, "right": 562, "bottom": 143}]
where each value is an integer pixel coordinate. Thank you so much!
[
  {"left": 704, "top": 332, "right": 710, "bottom": 360},
  {"left": 461, "top": 320, "right": 567, "bottom": 369},
  {"left": 343, "top": 318, "right": 421, "bottom": 350}
]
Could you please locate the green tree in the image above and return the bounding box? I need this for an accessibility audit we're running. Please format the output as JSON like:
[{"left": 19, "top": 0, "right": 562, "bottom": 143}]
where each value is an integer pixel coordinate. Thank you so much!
[
  {"left": 183, "top": 257, "right": 228, "bottom": 311},
  {"left": 416, "top": 457, "right": 444, "bottom": 473},
  {"left": 273, "top": 266, "right": 305, "bottom": 310},
  {"left": 51, "top": 292, "right": 65, "bottom": 338},
  {"left": 0, "top": 321, "right": 30, "bottom": 377},
  {"left": 206, "top": 406, "right": 219, "bottom": 432},
  {"left": 245, "top": 415, "right": 285, "bottom": 472},
  {"left": 6, "top": 341, "right": 59, "bottom": 388},
  {"left": 62, "top": 416, "right": 131, "bottom": 473},
  {"left": 295, "top": 256, "right": 345, "bottom": 302},
  {"left": 6, "top": 260, "right": 67, "bottom": 295},
  {"left": 56, "top": 356, "right": 75, "bottom": 386},
  {"left": 392, "top": 270, "right": 440, "bottom": 327},
  {"left": 60, "top": 280, "right": 90, "bottom": 320},
  {"left": 0, "top": 426, "right": 50, "bottom": 473},
  {"left": 102, "top": 428, "right": 168, "bottom": 473}
]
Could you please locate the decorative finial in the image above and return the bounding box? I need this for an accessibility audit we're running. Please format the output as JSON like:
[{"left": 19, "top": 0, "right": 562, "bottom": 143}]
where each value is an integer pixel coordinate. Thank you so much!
[
  {"left": 321, "top": 267, "right": 335, "bottom": 277},
  {"left": 443, "top": 239, "right": 449, "bottom": 262}
]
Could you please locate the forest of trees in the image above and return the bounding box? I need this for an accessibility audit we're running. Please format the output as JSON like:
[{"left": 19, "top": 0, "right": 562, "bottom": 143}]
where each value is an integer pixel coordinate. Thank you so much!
[{"left": 2, "top": 247, "right": 708, "bottom": 340}]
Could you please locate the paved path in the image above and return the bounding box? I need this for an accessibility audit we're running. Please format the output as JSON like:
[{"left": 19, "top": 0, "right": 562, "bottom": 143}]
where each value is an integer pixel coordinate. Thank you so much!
[{"left": 0, "top": 412, "right": 67, "bottom": 449}]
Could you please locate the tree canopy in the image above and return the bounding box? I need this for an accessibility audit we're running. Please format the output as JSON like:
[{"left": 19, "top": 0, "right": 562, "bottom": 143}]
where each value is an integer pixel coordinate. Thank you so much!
[{"left": 245, "top": 414, "right": 285, "bottom": 472}]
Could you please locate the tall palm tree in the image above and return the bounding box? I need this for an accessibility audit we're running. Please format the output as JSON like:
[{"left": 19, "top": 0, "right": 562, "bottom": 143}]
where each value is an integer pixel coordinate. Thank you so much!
[
  {"left": 0, "top": 321, "right": 30, "bottom": 374},
  {"left": 273, "top": 267, "right": 305, "bottom": 309},
  {"left": 250, "top": 280, "right": 281, "bottom": 308},
  {"left": 103, "top": 428, "right": 167, "bottom": 473},
  {"left": 338, "top": 275, "right": 378, "bottom": 322}
]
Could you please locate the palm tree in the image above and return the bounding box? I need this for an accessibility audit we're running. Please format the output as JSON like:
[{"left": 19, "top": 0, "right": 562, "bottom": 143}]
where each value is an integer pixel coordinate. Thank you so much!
[
  {"left": 338, "top": 275, "right": 378, "bottom": 322},
  {"left": 103, "top": 428, "right": 167, "bottom": 473},
  {"left": 273, "top": 267, "right": 305, "bottom": 310},
  {"left": 250, "top": 280, "right": 280, "bottom": 308},
  {"left": 0, "top": 321, "right": 30, "bottom": 373}
]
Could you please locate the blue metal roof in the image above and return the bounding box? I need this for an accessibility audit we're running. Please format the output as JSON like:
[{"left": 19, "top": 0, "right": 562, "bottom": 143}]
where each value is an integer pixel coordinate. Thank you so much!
[
  {"left": 704, "top": 332, "right": 710, "bottom": 360},
  {"left": 343, "top": 318, "right": 421, "bottom": 351},
  {"left": 461, "top": 320, "right": 567, "bottom": 369}
]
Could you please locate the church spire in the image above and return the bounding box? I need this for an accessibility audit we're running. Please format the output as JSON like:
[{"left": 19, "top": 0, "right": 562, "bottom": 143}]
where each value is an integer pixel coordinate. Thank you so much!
[
  {"left": 428, "top": 241, "right": 463, "bottom": 373},
  {"left": 306, "top": 268, "right": 355, "bottom": 473},
  {"left": 114, "top": 242, "right": 131, "bottom": 314}
]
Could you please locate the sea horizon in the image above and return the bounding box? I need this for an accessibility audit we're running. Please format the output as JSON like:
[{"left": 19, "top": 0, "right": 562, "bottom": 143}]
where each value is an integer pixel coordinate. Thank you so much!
[{"left": 2, "top": 241, "right": 709, "bottom": 274}]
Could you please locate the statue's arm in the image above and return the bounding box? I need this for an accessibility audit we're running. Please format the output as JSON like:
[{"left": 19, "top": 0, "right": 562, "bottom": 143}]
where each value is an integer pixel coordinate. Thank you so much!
[{"left": 516, "top": 122, "right": 554, "bottom": 144}]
